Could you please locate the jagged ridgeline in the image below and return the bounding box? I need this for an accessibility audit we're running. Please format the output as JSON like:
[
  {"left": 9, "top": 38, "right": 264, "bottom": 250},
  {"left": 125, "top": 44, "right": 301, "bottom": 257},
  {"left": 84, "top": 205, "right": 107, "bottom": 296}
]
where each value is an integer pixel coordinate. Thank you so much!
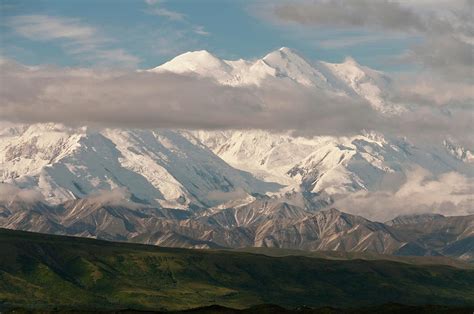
[{"left": 1, "top": 196, "right": 473, "bottom": 261}]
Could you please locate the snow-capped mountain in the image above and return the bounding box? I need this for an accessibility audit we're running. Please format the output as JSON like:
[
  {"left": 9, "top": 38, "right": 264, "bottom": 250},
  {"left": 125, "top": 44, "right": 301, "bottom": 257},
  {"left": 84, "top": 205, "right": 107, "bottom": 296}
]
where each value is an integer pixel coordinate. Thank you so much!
[
  {"left": 0, "top": 47, "right": 472, "bottom": 219},
  {"left": 152, "top": 47, "right": 471, "bottom": 198},
  {"left": 0, "top": 123, "right": 278, "bottom": 208},
  {"left": 193, "top": 129, "right": 472, "bottom": 197},
  {"left": 153, "top": 47, "right": 401, "bottom": 114}
]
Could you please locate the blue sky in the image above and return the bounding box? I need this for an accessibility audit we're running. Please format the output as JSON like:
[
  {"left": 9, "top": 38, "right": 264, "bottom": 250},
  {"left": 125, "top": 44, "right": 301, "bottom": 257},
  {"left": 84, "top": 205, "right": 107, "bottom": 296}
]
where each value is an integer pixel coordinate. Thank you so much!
[{"left": 1, "top": 0, "right": 417, "bottom": 71}]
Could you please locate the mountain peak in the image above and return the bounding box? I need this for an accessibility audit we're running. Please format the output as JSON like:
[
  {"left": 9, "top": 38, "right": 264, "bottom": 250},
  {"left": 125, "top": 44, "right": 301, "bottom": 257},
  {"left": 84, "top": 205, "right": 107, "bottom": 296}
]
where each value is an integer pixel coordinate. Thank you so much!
[
  {"left": 386, "top": 213, "right": 446, "bottom": 226},
  {"left": 262, "top": 47, "right": 330, "bottom": 87},
  {"left": 180, "top": 50, "right": 217, "bottom": 59},
  {"left": 152, "top": 49, "right": 230, "bottom": 75},
  {"left": 279, "top": 46, "right": 294, "bottom": 53},
  {"left": 264, "top": 47, "right": 304, "bottom": 62},
  {"left": 164, "top": 50, "right": 222, "bottom": 65},
  {"left": 342, "top": 56, "right": 359, "bottom": 66}
]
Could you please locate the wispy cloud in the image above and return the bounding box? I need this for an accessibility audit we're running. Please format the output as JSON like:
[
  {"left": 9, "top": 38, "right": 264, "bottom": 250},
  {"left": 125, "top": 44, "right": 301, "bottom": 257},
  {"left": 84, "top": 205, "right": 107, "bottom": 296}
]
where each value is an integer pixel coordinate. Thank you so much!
[
  {"left": 6, "top": 15, "right": 139, "bottom": 67},
  {"left": 144, "top": 0, "right": 209, "bottom": 36},
  {"left": 8, "top": 15, "right": 97, "bottom": 41},
  {"left": 146, "top": 7, "right": 185, "bottom": 21},
  {"left": 193, "top": 25, "right": 210, "bottom": 36}
]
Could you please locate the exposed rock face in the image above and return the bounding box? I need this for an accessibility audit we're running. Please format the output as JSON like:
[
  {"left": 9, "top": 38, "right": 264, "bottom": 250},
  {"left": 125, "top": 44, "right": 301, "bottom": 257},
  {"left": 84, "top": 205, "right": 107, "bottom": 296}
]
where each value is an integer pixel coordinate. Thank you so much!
[{"left": 1, "top": 198, "right": 472, "bottom": 261}]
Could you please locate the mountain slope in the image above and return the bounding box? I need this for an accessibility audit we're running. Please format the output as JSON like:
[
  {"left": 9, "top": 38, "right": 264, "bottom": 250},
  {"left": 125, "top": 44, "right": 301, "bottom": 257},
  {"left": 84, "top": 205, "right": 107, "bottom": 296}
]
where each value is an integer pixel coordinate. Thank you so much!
[
  {"left": 192, "top": 129, "right": 471, "bottom": 198},
  {"left": 0, "top": 124, "right": 279, "bottom": 207},
  {"left": 1, "top": 196, "right": 472, "bottom": 261},
  {"left": 1, "top": 228, "right": 473, "bottom": 311},
  {"left": 388, "top": 214, "right": 474, "bottom": 261}
]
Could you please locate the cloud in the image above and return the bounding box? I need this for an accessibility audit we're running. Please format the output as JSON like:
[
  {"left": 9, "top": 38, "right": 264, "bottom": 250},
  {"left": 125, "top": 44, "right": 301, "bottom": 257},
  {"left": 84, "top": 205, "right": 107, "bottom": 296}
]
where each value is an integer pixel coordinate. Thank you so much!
[
  {"left": 144, "top": 0, "right": 209, "bottom": 36},
  {"left": 389, "top": 73, "right": 474, "bottom": 106},
  {"left": 274, "top": 0, "right": 428, "bottom": 32},
  {"left": 333, "top": 167, "right": 474, "bottom": 222},
  {"left": 146, "top": 7, "right": 185, "bottom": 21},
  {"left": 8, "top": 15, "right": 97, "bottom": 41},
  {"left": 193, "top": 26, "right": 210, "bottom": 36},
  {"left": 207, "top": 188, "right": 249, "bottom": 202},
  {"left": 270, "top": 0, "right": 473, "bottom": 82},
  {"left": 0, "top": 183, "right": 45, "bottom": 204},
  {"left": 86, "top": 187, "right": 135, "bottom": 206},
  {"left": 6, "top": 15, "right": 139, "bottom": 67},
  {"left": 144, "top": 0, "right": 185, "bottom": 21},
  {"left": 316, "top": 33, "right": 407, "bottom": 49},
  {"left": 0, "top": 59, "right": 472, "bottom": 147}
]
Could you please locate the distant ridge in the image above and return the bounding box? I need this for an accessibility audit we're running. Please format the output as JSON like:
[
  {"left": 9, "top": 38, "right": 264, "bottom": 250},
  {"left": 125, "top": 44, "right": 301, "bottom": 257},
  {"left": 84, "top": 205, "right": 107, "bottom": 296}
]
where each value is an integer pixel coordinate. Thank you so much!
[{"left": 1, "top": 196, "right": 472, "bottom": 261}]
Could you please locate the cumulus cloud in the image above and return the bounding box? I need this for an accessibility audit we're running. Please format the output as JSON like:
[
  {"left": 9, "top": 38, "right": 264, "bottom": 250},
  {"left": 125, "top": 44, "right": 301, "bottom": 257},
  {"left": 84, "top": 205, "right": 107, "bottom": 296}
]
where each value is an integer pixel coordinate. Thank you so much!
[
  {"left": 0, "top": 59, "right": 472, "bottom": 147},
  {"left": 0, "top": 183, "right": 45, "bottom": 204},
  {"left": 333, "top": 167, "right": 474, "bottom": 222}
]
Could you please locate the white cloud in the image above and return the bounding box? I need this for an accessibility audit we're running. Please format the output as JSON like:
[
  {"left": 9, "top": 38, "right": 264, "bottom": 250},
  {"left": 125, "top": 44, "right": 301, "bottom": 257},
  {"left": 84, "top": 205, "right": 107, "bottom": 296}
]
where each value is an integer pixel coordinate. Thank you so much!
[
  {"left": 87, "top": 187, "right": 136, "bottom": 206},
  {"left": 8, "top": 15, "right": 97, "bottom": 42},
  {"left": 144, "top": 0, "right": 209, "bottom": 37},
  {"left": 0, "top": 183, "right": 45, "bottom": 204},
  {"left": 146, "top": 7, "right": 185, "bottom": 21},
  {"left": 334, "top": 167, "right": 474, "bottom": 222},
  {"left": 144, "top": 0, "right": 185, "bottom": 21},
  {"left": 193, "top": 25, "right": 210, "bottom": 36},
  {"left": 7, "top": 15, "right": 139, "bottom": 67}
]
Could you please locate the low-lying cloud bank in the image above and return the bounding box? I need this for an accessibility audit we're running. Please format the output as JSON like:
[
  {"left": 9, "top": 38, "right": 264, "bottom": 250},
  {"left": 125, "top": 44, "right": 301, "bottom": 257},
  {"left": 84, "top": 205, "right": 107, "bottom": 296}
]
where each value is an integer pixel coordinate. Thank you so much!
[
  {"left": 0, "top": 183, "right": 45, "bottom": 204},
  {"left": 86, "top": 187, "right": 136, "bottom": 206},
  {"left": 334, "top": 168, "right": 474, "bottom": 222},
  {"left": 1, "top": 171, "right": 472, "bottom": 222},
  {"left": 0, "top": 60, "right": 472, "bottom": 147},
  {"left": 0, "top": 183, "right": 136, "bottom": 207}
]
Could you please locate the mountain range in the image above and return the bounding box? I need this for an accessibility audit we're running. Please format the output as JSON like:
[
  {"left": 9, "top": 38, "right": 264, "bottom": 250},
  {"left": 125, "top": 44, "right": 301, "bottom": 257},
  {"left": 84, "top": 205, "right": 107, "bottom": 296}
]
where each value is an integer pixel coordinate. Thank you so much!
[
  {"left": 1, "top": 197, "right": 472, "bottom": 261},
  {"left": 0, "top": 47, "right": 472, "bottom": 260}
]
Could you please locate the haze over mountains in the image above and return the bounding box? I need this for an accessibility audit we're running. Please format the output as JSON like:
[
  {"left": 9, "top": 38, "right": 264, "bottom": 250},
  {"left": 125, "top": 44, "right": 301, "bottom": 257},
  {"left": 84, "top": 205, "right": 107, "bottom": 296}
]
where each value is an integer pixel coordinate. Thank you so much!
[{"left": 0, "top": 48, "right": 473, "bottom": 259}]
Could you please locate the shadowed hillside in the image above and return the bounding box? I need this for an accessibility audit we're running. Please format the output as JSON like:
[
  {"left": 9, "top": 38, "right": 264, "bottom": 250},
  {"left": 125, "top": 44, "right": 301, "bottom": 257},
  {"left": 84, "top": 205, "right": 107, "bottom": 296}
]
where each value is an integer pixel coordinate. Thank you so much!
[{"left": 0, "top": 228, "right": 473, "bottom": 312}]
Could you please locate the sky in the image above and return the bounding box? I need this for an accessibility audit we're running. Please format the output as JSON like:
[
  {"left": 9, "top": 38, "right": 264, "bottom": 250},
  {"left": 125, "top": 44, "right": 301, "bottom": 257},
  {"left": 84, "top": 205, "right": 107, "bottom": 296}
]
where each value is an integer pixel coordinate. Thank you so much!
[{"left": 1, "top": 0, "right": 421, "bottom": 71}]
